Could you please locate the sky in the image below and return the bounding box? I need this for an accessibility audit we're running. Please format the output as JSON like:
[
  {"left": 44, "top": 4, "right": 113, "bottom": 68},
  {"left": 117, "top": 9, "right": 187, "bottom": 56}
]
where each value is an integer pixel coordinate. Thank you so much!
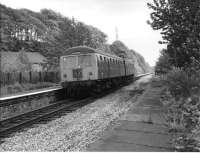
[{"left": 0, "top": 0, "right": 165, "bottom": 66}]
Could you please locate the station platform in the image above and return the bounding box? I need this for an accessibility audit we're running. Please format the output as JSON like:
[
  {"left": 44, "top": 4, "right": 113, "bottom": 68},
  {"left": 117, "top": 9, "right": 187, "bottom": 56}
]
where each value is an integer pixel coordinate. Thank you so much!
[
  {"left": 0, "top": 85, "right": 62, "bottom": 101},
  {"left": 87, "top": 85, "right": 173, "bottom": 151}
]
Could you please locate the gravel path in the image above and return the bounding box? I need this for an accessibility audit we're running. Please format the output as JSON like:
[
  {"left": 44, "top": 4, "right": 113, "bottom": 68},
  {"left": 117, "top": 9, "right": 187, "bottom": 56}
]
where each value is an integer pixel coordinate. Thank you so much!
[{"left": 0, "top": 76, "right": 151, "bottom": 151}]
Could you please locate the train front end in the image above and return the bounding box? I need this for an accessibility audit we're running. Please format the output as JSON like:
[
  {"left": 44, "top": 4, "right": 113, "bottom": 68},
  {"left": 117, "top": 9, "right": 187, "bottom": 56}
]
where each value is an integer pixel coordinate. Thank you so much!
[{"left": 60, "top": 52, "right": 97, "bottom": 90}]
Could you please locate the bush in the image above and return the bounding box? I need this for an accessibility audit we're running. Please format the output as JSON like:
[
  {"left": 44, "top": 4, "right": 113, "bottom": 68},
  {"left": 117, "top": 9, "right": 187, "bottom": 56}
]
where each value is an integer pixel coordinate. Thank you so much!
[
  {"left": 161, "top": 67, "right": 200, "bottom": 98},
  {"left": 162, "top": 93, "right": 200, "bottom": 151},
  {"left": 159, "top": 65, "right": 200, "bottom": 151},
  {"left": 155, "top": 49, "right": 172, "bottom": 75}
]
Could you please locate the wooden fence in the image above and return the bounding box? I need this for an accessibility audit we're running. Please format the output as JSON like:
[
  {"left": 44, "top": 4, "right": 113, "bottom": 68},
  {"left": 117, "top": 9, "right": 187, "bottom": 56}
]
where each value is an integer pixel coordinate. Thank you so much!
[{"left": 0, "top": 71, "right": 60, "bottom": 86}]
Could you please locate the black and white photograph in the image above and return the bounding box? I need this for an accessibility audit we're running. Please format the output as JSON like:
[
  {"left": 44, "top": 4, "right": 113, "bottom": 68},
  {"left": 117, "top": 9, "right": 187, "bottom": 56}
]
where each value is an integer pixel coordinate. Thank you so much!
[{"left": 0, "top": 0, "right": 200, "bottom": 151}]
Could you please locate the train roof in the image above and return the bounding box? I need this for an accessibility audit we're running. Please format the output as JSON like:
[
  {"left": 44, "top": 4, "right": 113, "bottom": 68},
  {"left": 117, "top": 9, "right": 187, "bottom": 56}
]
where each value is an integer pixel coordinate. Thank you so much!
[{"left": 63, "top": 46, "right": 122, "bottom": 59}]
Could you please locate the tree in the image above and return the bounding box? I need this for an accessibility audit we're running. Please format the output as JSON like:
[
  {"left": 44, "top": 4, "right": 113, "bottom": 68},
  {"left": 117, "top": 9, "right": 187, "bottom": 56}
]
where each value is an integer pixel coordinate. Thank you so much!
[
  {"left": 147, "top": 0, "right": 200, "bottom": 68},
  {"left": 155, "top": 49, "right": 172, "bottom": 74},
  {"left": 86, "top": 25, "right": 107, "bottom": 49},
  {"left": 0, "top": 4, "right": 109, "bottom": 69}
]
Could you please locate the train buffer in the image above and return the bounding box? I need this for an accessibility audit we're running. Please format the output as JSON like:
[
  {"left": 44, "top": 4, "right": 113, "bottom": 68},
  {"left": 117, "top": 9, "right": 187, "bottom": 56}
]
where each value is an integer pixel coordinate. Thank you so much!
[{"left": 87, "top": 86, "right": 173, "bottom": 151}]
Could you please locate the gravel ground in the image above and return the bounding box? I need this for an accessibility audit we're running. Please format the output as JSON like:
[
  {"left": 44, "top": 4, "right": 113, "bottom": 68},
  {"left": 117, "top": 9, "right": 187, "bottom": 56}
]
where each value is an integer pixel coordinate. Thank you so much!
[
  {"left": 0, "top": 96, "right": 52, "bottom": 120},
  {"left": 0, "top": 76, "right": 151, "bottom": 151}
]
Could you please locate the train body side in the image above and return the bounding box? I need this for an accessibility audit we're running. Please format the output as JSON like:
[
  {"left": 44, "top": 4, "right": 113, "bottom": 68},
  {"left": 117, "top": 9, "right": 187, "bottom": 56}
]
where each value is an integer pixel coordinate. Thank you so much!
[
  {"left": 60, "top": 46, "right": 135, "bottom": 94},
  {"left": 95, "top": 53, "right": 125, "bottom": 79}
]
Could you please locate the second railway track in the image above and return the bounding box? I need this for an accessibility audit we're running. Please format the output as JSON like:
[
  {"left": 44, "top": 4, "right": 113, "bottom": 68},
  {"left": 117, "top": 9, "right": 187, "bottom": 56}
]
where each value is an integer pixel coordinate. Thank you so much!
[{"left": 0, "top": 97, "right": 94, "bottom": 139}]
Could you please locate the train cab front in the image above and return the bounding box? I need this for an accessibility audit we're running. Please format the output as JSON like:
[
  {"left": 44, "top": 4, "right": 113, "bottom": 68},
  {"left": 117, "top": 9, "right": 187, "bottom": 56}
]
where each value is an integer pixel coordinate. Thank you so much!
[{"left": 60, "top": 53, "right": 97, "bottom": 97}]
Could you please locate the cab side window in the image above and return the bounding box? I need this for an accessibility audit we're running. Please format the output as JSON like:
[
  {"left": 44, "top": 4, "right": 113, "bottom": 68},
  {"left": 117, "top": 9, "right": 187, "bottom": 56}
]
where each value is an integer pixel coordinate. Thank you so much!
[
  {"left": 100, "top": 56, "right": 102, "bottom": 61},
  {"left": 97, "top": 55, "right": 100, "bottom": 66}
]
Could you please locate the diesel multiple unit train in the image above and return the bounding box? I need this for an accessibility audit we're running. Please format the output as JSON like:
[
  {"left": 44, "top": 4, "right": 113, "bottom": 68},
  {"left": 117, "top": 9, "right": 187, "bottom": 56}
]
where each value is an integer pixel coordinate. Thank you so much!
[{"left": 60, "top": 46, "right": 135, "bottom": 97}]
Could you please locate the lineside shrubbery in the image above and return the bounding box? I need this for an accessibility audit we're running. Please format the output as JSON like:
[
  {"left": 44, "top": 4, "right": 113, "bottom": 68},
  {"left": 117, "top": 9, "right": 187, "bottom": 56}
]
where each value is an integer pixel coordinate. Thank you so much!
[
  {"left": 159, "top": 64, "right": 200, "bottom": 151},
  {"left": 147, "top": 0, "right": 200, "bottom": 151}
]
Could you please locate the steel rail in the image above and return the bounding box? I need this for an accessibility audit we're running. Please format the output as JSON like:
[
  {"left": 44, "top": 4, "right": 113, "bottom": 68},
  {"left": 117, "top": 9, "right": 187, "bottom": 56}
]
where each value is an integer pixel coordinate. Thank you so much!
[
  {"left": 0, "top": 73, "right": 151, "bottom": 139},
  {"left": 0, "top": 97, "right": 93, "bottom": 138}
]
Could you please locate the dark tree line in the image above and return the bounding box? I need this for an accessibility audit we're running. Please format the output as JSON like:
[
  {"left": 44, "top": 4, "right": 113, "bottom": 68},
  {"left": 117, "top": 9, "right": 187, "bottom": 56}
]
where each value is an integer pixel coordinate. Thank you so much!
[
  {"left": 147, "top": 0, "right": 200, "bottom": 73},
  {"left": 0, "top": 4, "right": 107, "bottom": 67}
]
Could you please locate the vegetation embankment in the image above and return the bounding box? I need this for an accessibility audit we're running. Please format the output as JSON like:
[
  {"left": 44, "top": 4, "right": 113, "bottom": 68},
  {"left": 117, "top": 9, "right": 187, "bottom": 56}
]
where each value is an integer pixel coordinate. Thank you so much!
[
  {"left": 0, "top": 4, "right": 151, "bottom": 71},
  {"left": 148, "top": 0, "right": 200, "bottom": 151},
  {"left": 0, "top": 4, "right": 108, "bottom": 67}
]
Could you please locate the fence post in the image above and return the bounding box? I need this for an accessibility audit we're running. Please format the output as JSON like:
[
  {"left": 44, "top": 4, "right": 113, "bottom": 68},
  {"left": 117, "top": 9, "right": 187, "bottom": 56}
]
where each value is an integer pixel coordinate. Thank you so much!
[
  {"left": 39, "top": 71, "right": 42, "bottom": 82},
  {"left": 7, "top": 73, "right": 10, "bottom": 85},
  {"left": 29, "top": 71, "right": 32, "bottom": 83},
  {"left": 19, "top": 72, "right": 22, "bottom": 84},
  {"left": 53, "top": 72, "right": 55, "bottom": 83},
  {"left": 2, "top": 72, "right": 4, "bottom": 86},
  {"left": 56, "top": 72, "right": 58, "bottom": 83},
  {"left": 45, "top": 71, "right": 48, "bottom": 82}
]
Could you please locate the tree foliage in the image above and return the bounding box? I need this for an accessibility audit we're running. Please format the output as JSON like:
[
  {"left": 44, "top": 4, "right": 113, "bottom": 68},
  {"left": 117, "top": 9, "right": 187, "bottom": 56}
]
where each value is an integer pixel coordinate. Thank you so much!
[
  {"left": 148, "top": 1, "right": 200, "bottom": 150},
  {"left": 148, "top": 0, "right": 200, "bottom": 68},
  {"left": 0, "top": 4, "right": 108, "bottom": 68},
  {"left": 155, "top": 49, "right": 172, "bottom": 74}
]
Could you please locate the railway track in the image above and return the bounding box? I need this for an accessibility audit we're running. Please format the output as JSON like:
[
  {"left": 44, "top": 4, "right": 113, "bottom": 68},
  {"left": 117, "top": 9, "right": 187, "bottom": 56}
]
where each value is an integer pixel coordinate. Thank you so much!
[
  {"left": 0, "top": 73, "right": 152, "bottom": 139},
  {"left": 0, "top": 73, "right": 151, "bottom": 107},
  {"left": 0, "top": 97, "right": 94, "bottom": 139},
  {"left": 0, "top": 83, "right": 125, "bottom": 139}
]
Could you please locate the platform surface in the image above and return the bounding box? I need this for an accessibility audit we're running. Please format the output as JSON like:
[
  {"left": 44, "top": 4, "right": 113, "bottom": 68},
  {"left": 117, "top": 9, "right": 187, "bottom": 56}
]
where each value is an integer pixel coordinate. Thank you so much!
[
  {"left": 87, "top": 86, "right": 173, "bottom": 152},
  {"left": 0, "top": 86, "right": 61, "bottom": 101}
]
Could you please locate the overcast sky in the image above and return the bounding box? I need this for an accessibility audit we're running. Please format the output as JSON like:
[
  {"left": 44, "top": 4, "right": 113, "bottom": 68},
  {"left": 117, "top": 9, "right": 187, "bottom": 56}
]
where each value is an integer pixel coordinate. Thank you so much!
[{"left": 0, "top": 0, "right": 165, "bottom": 66}]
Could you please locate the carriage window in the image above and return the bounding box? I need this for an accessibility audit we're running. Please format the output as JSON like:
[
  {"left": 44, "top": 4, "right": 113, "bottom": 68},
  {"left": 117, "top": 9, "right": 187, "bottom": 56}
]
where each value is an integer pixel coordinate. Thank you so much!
[
  {"left": 63, "top": 56, "right": 76, "bottom": 68},
  {"left": 78, "top": 55, "right": 92, "bottom": 67},
  {"left": 109, "top": 58, "right": 112, "bottom": 64}
]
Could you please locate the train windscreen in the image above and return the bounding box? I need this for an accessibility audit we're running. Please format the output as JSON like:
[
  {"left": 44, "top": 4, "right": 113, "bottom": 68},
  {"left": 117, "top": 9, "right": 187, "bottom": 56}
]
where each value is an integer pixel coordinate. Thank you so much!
[
  {"left": 78, "top": 55, "right": 92, "bottom": 67},
  {"left": 63, "top": 56, "right": 76, "bottom": 68}
]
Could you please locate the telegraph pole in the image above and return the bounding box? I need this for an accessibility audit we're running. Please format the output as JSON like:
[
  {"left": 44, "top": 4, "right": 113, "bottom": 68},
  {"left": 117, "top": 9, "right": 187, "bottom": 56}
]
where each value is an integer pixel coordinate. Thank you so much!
[{"left": 115, "top": 26, "right": 118, "bottom": 40}]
